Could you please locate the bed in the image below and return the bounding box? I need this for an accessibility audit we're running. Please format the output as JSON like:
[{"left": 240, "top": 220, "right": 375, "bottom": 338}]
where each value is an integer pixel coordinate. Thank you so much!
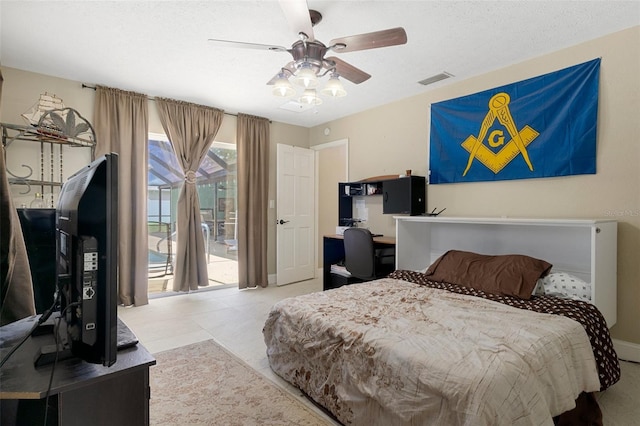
[{"left": 263, "top": 218, "right": 620, "bottom": 425}]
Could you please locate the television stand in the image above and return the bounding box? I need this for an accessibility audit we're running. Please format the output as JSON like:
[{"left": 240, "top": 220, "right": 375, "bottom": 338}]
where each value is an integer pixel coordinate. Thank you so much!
[{"left": 0, "top": 315, "right": 155, "bottom": 426}]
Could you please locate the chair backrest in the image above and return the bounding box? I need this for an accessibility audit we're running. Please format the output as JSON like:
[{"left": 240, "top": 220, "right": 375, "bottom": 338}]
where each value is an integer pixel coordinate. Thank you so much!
[{"left": 343, "top": 228, "right": 376, "bottom": 281}]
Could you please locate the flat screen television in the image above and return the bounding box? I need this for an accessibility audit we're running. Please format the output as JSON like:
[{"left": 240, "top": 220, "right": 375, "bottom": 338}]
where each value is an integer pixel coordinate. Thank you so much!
[{"left": 55, "top": 152, "right": 118, "bottom": 366}]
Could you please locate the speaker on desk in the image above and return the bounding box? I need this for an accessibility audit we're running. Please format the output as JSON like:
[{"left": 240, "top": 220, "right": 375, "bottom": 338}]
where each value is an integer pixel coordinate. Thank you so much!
[{"left": 16, "top": 208, "right": 57, "bottom": 314}]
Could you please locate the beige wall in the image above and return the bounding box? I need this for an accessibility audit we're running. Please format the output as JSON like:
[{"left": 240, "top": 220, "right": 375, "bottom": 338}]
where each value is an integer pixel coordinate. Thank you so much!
[
  {"left": 315, "top": 141, "right": 348, "bottom": 267},
  {"left": 0, "top": 66, "right": 309, "bottom": 278},
  {"left": 310, "top": 27, "right": 640, "bottom": 344}
]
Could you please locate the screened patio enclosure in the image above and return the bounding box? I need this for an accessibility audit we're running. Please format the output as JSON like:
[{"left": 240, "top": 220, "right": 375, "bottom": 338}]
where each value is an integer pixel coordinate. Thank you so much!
[{"left": 147, "top": 137, "right": 238, "bottom": 294}]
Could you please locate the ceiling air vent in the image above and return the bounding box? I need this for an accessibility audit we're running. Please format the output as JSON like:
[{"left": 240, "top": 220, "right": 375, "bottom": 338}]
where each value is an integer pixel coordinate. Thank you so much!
[
  {"left": 279, "top": 100, "right": 316, "bottom": 113},
  {"left": 418, "top": 72, "right": 453, "bottom": 86}
]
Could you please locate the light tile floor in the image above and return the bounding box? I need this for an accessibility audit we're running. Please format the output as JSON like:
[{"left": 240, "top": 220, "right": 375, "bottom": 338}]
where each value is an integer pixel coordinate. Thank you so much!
[
  {"left": 118, "top": 278, "right": 640, "bottom": 425},
  {"left": 119, "top": 278, "right": 339, "bottom": 423}
]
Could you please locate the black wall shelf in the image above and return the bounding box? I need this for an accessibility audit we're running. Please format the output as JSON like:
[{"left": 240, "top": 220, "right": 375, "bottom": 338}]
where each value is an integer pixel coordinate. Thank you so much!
[{"left": 338, "top": 176, "right": 426, "bottom": 226}]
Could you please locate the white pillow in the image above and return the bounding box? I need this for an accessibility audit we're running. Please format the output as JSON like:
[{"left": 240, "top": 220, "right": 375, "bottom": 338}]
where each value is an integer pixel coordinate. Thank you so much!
[
  {"left": 532, "top": 280, "right": 545, "bottom": 296},
  {"left": 538, "top": 272, "right": 591, "bottom": 301}
]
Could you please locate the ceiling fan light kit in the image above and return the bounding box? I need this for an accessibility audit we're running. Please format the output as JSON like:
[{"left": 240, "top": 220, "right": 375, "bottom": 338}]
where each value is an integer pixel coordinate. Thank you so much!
[
  {"left": 274, "top": 65, "right": 346, "bottom": 101},
  {"left": 293, "top": 63, "right": 319, "bottom": 88},
  {"left": 320, "top": 73, "right": 347, "bottom": 98},
  {"left": 300, "top": 89, "right": 323, "bottom": 105},
  {"left": 272, "top": 74, "right": 296, "bottom": 97},
  {"left": 209, "top": 0, "right": 407, "bottom": 109}
]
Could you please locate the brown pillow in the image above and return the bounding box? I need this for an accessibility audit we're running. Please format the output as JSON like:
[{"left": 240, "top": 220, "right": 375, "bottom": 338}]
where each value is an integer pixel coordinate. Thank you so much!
[{"left": 424, "top": 250, "right": 552, "bottom": 300}]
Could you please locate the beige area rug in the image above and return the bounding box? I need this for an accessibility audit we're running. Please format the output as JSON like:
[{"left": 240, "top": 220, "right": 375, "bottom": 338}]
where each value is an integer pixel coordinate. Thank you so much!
[{"left": 150, "top": 340, "right": 331, "bottom": 425}]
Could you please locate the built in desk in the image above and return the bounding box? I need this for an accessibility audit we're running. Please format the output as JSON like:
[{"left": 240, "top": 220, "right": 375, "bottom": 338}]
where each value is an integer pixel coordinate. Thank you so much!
[
  {"left": 323, "top": 234, "right": 396, "bottom": 290},
  {"left": 0, "top": 315, "right": 156, "bottom": 426}
]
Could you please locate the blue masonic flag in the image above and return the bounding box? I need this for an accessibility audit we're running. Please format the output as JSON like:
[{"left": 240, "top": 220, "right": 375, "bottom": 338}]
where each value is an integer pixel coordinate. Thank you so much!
[{"left": 429, "top": 58, "right": 600, "bottom": 184}]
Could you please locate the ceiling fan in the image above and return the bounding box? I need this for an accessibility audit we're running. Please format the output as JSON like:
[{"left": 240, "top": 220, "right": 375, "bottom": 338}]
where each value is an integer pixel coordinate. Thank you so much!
[{"left": 208, "top": 0, "right": 407, "bottom": 103}]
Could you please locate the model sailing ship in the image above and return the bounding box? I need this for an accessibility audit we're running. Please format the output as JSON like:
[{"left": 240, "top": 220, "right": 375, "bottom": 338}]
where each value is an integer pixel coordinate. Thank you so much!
[
  {"left": 21, "top": 92, "right": 67, "bottom": 129},
  {"left": 20, "top": 93, "right": 93, "bottom": 141}
]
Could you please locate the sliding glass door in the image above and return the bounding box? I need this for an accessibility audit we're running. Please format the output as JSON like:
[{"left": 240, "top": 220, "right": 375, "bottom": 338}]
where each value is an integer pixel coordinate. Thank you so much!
[{"left": 147, "top": 135, "right": 237, "bottom": 294}]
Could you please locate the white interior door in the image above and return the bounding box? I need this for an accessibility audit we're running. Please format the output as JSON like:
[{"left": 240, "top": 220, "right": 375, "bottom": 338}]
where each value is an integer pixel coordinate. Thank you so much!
[{"left": 276, "top": 144, "right": 315, "bottom": 285}]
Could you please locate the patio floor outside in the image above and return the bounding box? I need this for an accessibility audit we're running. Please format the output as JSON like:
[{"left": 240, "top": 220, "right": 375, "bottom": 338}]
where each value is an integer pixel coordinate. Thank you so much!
[{"left": 148, "top": 238, "right": 238, "bottom": 296}]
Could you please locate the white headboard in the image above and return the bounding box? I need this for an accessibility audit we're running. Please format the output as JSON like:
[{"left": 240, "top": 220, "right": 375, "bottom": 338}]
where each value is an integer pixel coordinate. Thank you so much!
[{"left": 395, "top": 216, "right": 617, "bottom": 327}]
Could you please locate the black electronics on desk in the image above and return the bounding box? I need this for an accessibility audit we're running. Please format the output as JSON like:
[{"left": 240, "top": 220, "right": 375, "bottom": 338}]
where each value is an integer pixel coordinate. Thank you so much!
[{"left": 382, "top": 176, "right": 425, "bottom": 216}]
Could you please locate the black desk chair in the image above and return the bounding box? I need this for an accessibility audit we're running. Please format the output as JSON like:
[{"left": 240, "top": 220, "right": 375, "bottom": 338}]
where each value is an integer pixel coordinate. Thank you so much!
[{"left": 343, "top": 228, "right": 396, "bottom": 282}]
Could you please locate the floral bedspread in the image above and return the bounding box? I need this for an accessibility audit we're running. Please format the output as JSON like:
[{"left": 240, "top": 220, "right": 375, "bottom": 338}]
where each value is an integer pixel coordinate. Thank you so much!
[
  {"left": 263, "top": 275, "right": 614, "bottom": 426},
  {"left": 390, "top": 270, "right": 620, "bottom": 390}
]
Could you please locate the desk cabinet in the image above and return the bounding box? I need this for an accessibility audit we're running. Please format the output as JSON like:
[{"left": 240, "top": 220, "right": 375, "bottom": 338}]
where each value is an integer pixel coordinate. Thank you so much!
[{"left": 382, "top": 176, "right": 425, "bottom": 216}]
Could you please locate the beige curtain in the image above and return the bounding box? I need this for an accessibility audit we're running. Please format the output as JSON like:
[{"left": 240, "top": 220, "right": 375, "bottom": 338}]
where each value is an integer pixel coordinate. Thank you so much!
[
  {"left": 94, "top": 86, "right": 149, "bottom": 306},
  {"left": 236, "top": 113, "right": 270, "bottom": 289},
  {"left": 155, "top": 98, "right": 223, "bottom": 292},
  {"left": 0, "top": 69, "right": 37, "bottom": 324}
]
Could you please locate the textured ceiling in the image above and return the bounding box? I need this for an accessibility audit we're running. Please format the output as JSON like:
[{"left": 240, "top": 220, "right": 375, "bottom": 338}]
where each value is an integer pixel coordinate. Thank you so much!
[{"left": 1, "top": 1, "right": 638, "bottom": 128}]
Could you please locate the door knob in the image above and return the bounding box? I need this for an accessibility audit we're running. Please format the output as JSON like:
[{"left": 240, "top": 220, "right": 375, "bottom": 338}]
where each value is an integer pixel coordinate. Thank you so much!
[{"left": 278, "top": 219, "right": 290, "bottom": 225}]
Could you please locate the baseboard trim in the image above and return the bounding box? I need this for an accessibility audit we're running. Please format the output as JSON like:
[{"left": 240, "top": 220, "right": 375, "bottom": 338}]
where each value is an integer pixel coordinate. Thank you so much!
[
  {"left": 613, "top": 339, "right": 640, "bottom": 363},
  {"left": 268, "top": 274, "right": 276, "bottom": 286}
]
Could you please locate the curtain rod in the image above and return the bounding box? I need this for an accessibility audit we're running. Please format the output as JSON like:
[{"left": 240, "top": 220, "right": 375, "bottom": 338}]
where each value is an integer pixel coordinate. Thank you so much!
[{"left": 81, "top": 83, "right": 241, "bottom": 119}]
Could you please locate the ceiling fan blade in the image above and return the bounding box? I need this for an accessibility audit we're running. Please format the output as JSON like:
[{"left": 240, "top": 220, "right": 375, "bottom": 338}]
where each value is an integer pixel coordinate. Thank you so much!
[
  {"left": 208, "top": 38, "right": 288, "bottom": 52},
  {"left": 329, "top": 27, "right": 407, "bottom": 53},
  {"left": 326, "top": 57, "right": 371, "bottom": 84},
  {"left": 278, "top": 0, "right": 315, "bottom": 41},
  {"left": 266, "top": 62, "right": 297, "bottom": 85}
]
